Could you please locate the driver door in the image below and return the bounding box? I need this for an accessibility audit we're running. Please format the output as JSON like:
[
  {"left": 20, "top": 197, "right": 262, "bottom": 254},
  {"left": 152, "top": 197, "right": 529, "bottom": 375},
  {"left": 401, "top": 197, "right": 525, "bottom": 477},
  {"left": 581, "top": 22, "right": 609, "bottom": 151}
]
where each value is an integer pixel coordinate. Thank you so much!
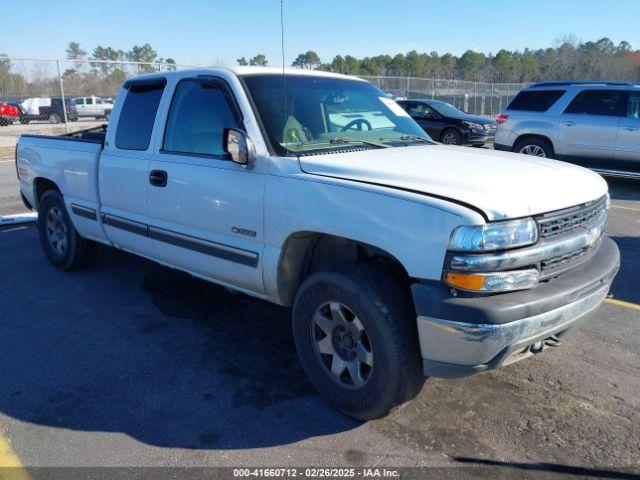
[{"left": 406, "top": 102, "right": 444, "bottom": 138}]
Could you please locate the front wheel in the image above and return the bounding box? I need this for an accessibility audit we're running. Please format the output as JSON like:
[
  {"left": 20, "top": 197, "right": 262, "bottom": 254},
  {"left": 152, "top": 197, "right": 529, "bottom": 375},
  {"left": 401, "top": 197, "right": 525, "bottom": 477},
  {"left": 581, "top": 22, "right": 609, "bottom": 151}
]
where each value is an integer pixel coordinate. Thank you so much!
[
  {"left": 292, "top": 266, "right": 424, "bottom": 420},
  {"left": 48, "top": 113, "right": 61, "bottom": 124},
  {"left": 441, "top": 128, "right": 462, "bottom": 145},
  {"left": 37, "top": 190, "right": 96, "bottom": 270}
]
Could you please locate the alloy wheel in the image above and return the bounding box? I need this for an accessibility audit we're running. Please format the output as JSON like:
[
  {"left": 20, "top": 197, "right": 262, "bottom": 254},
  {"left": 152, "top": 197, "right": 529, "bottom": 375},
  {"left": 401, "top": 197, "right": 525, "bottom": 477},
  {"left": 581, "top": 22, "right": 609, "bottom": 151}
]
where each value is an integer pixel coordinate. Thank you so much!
[
  {"left": 311, "top": 301, "right": 374, "bottom": 390},
  {"left": 519, "top": 144, "right": 546, "bottom": 157},
  {"left": 46, "top": 206, "right": 68, "bottom": 256},
  {"left": 442, "top": 131, "right": 459, "bottom": 145}
]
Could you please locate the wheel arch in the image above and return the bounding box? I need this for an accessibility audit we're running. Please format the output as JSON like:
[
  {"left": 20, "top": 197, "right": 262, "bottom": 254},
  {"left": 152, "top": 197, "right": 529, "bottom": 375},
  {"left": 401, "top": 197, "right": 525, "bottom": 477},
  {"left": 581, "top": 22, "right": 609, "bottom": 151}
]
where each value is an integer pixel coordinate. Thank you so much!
[
  {"left": 275, "top": 231, "right": 412, "bottom": 307},
  {"left": 33, "top": 177, "right": 61, "bottom": 208},
  {"left": 513, "top": 133, "right": 556, "bottom": 154}
]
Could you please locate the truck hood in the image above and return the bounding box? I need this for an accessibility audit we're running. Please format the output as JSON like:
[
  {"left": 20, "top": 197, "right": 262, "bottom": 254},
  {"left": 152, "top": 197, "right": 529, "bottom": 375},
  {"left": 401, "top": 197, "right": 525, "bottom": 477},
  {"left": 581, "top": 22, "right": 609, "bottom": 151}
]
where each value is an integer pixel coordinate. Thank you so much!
[{"left": 299, "top": 144, "right": 608, "bottom": 220}]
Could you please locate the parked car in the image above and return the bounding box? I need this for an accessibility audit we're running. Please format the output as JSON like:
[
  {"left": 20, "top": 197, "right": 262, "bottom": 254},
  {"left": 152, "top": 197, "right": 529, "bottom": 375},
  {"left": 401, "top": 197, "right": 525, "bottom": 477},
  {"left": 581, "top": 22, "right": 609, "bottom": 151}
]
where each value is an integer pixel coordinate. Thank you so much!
[
  {"left": 16, "top": 68, "right": 619, "bottom": 420},
  {"left": 397, "top": 99, "right": 497, "bottom": 146},
  {"left": 8, "top": 101, "right": 30, "bottom": 124},
  {"left": 20, "top": 97, "right": 78, "bottom": 124},
  {"left": 74, "top": 96, "right": 113, "bottom": 119},
  {"left": 0, "top": 102, "right": 19, "bottom": 125},
  {"left": 495, "top": 81, "right": 640, "bottom": 178}
]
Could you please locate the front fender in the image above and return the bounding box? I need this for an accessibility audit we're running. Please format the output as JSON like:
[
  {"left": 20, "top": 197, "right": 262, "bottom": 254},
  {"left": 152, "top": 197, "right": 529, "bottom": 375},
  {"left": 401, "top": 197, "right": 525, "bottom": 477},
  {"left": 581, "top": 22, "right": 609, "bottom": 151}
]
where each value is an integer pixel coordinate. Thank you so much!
[{"left": 262, "top": 173, "right": 484, "bottom": 302}]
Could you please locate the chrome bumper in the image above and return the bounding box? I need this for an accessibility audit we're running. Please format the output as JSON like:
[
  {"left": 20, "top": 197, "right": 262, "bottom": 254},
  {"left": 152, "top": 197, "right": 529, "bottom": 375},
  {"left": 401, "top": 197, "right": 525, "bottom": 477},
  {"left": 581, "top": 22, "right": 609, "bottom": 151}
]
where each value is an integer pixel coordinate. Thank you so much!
[{"left": 417, "top": 284, "right": 609, "bottom": 377}]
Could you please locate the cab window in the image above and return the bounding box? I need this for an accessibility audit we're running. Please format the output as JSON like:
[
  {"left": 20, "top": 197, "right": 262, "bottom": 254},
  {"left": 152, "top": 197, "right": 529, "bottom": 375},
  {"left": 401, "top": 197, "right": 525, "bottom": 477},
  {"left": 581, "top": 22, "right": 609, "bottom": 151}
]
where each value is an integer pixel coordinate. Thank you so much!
[
  {"left": 627, "top": 92, "right": 640, "bottom": 120},
  {"left": 115, "top": 80, "right": 166, "bottom": 151},
  {"left": 162, "top": 78, "right": 240, "bottom": 157},
  {"left": 564, "top": 90, "right": 627, "bottom": 116}
]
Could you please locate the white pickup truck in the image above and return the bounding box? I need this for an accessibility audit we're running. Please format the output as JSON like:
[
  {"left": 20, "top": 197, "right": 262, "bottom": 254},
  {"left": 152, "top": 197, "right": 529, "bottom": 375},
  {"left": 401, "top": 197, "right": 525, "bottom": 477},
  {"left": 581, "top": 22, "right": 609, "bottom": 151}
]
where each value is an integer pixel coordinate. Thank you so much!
[
  {"left": 16, "top": 67, "right": 620, "bottom": 420},
  {"left": 74, "top": 96, "right": 113, "bottom": 119}
]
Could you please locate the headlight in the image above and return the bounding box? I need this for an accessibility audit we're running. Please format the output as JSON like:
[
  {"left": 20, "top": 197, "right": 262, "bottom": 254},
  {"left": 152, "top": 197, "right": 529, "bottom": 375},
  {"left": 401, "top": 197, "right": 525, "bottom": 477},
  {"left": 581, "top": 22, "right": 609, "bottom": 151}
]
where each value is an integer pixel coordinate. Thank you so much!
[
  {"left": 462, "top": 121, "right": 484, "bottom": 132},
  {"left": 449, "top": 218, "right": 538, "bottom": 252},
  {"left": 444, "top": 269, "right": 539, "bottom": 292}
]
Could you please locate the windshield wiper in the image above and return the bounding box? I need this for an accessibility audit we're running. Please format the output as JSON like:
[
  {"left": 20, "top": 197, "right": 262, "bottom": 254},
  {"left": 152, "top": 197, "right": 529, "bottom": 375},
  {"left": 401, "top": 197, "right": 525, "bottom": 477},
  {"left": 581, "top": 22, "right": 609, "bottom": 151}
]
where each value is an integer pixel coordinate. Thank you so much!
[
  {"left": 296, "top": 137, "right": 389, "bottom": 150},
  {"left": 378, "top": 134, "right": 432, "bottom": 144},
  {"left": 330, "top": 137, "right": 390, "bottom": 149}
]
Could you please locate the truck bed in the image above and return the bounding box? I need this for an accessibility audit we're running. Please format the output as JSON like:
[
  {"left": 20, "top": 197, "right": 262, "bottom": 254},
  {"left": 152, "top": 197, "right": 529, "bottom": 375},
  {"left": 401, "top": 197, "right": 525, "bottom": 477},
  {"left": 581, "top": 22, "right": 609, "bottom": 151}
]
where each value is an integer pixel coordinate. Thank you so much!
[
  {"left": 21, "top": 124, "right": 107, "bottom": 145},
  {"left": 17, "top": 125, "right": 106, "bottom": 214}
]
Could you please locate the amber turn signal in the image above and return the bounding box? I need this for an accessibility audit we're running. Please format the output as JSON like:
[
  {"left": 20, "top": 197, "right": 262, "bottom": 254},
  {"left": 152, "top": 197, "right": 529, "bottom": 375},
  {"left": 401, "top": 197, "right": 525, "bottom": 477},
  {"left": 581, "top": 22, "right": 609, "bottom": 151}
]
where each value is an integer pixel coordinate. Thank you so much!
[{"left": 444, "top": 272, "right": 486, "bottom": 291}]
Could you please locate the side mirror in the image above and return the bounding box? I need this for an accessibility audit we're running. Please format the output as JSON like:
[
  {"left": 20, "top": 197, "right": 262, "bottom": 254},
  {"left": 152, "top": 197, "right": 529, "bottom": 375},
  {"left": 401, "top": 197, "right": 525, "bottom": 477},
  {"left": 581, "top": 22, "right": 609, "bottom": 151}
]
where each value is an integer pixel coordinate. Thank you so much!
[{"left": 224, "top": 128, "right": 255, "bottom": 166}]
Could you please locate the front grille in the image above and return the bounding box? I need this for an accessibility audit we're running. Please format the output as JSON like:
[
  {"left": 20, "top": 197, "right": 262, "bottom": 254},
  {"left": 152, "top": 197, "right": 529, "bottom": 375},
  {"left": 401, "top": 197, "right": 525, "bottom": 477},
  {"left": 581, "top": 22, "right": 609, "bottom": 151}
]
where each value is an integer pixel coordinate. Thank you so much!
[
  {"left": 541, "top": 246, "right": 591, "bottom": 273},
  {"left": 535, "top": 196, "right": 608, "bottom": 277},
  {"left": 537, "top": 196, "right": 608, "bottom": 239}
]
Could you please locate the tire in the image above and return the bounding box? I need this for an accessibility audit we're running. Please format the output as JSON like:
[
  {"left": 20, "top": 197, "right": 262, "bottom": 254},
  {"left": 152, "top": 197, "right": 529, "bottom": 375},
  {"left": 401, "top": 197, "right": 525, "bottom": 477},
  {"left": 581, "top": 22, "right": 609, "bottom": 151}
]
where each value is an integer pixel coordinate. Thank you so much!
[
  {"left": 292, "top": 265, "right": 424, "bottom": 420},
  {"left": 48, "top": 113, "right": 61, "bottom": 124},
  {"left": 514, "top": 137, "right": 554, "bottom": 159},
  {"left": 37, "top": 190, "right": 95, "bottom": 270},
  {"left": 440, "top": 128, "right": 462, "bottom": 145}
]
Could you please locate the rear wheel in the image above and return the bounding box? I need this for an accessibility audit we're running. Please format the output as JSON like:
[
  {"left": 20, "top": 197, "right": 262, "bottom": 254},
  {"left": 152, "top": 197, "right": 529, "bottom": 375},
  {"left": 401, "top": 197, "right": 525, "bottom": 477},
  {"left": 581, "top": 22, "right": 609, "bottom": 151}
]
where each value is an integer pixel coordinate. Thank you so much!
[
  {"left": 292, "top": 265, "right": 424, "bottom": 420},
  {"left": 514, "top": 137, "right": 554, "bottom": 159},
  {"left": 441, "top": 128, "right": 462, "bottom": 145},
  {"left": 37, "top": 190, "right": 95, "bottom": 270},
  {"left": 48, "top": 113, "right": 61, "bottom": 124}
]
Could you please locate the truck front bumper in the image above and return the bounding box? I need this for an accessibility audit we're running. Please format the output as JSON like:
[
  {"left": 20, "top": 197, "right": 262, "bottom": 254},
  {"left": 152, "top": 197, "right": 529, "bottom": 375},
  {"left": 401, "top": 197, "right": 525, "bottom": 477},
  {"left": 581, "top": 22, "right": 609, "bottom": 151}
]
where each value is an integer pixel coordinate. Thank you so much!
[{"left": 412, "top": 237, "right": 620, "bottom": 378}]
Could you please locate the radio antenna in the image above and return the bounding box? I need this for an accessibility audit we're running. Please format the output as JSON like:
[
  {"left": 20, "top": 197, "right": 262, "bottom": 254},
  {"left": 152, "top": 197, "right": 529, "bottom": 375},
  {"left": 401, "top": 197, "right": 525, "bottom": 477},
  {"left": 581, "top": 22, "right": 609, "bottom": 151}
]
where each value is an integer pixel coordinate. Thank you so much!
[{"left": 280, "top": 0, "right": 288, "bottom": 138}]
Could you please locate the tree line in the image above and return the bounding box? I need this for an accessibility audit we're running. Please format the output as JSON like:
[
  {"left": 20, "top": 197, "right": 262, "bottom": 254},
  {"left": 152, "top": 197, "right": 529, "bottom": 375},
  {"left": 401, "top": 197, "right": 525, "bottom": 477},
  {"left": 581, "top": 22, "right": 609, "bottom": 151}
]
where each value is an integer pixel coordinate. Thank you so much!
[
  {"left": 2, "top": 36, "right": 639, "bottom": 100},
  {"left": 241, "top": 37, "right": 640, "bottom": 82}
]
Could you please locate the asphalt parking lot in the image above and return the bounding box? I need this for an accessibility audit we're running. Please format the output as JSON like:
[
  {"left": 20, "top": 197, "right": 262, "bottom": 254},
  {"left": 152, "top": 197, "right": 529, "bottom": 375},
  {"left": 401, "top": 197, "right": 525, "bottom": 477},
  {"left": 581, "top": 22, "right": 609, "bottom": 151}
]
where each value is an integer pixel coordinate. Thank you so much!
[{"left": 0, "top": 156, "right": 639, "bottom": 478}]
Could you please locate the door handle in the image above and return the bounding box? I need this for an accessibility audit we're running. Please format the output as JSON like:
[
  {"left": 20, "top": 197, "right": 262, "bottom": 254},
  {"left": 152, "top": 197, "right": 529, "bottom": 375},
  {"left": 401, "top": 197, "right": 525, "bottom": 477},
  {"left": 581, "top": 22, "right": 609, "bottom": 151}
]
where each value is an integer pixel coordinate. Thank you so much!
[
  {"left": 563, "top": 122, "right": 575, "bottom": 127},
  {"left": 622, "top": 126, "right": 638, "bottom": 132},
  {"left": 149, "top": 170, "right": 168, "bottom": 187}
]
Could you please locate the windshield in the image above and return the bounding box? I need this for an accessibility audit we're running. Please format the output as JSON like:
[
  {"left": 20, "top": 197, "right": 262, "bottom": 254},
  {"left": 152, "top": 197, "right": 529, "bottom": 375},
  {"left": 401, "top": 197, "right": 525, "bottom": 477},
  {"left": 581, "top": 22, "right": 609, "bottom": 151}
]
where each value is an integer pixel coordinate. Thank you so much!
[
  {"left": 430, "top": 101, "right": 466, "bottom": 117},
  {"left": 243, "top": 74, "right": 432, "bottom": 155}
]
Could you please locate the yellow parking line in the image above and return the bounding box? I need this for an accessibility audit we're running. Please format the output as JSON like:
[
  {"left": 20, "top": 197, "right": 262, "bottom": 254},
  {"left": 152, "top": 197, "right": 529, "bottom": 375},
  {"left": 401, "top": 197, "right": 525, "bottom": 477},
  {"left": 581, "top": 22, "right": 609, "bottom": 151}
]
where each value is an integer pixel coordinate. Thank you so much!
[
  {"left": 611, "top": 205, "right": 640, "bottom": 212},
  {"left": 605, "top": 298, "right": 640, "bottom": 312},
  {"left": 0, "top": 432, "right": 29, "bottom": 480}
]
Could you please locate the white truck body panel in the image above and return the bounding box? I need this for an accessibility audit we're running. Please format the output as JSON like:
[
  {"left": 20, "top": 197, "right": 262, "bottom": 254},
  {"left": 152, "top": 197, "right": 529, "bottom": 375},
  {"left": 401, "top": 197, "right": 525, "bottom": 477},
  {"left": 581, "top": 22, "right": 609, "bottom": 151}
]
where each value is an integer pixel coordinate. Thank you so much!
[{"left": 299, "top": 144, "right": 608, "bottom": 221}]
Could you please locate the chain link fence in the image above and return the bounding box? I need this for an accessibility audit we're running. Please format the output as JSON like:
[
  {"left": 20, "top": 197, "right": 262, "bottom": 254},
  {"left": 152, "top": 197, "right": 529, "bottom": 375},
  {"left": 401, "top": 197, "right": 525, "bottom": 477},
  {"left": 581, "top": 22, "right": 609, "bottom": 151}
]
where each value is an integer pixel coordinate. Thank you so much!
[
  {"left": 0, "top": 57, "right": 528, "bottom": 157},
  {"left": 0, "top": 57, "right": 194, "bottom": 156},
  {"left": 361, "top": 76, "right": 528, "bottom": 116}
]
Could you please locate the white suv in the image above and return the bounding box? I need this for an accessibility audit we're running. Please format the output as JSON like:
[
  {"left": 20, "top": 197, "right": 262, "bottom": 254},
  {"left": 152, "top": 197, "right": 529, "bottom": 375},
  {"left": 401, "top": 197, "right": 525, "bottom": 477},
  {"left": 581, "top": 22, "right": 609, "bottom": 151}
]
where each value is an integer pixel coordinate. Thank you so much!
[{"left": 494, "top": 81, "right": 640, "bottom": 178}]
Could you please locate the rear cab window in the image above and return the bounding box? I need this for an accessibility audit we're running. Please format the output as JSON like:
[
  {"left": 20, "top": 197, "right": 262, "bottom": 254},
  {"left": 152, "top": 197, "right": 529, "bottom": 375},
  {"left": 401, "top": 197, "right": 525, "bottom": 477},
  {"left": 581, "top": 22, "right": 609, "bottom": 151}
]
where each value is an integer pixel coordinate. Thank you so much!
[
  {"left": 115, "top": 79, "right": 166, "bottom": 151},
  {"left": 507, "top": 90, "right": 566, "bottom": 112}
]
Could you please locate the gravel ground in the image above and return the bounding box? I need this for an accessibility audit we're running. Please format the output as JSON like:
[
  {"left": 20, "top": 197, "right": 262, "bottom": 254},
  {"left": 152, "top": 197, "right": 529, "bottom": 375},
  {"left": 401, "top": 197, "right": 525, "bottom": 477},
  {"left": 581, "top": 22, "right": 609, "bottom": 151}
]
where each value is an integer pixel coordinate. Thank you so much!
[{"left": 0, "top": 161, "right": 638, "bottom": 479}]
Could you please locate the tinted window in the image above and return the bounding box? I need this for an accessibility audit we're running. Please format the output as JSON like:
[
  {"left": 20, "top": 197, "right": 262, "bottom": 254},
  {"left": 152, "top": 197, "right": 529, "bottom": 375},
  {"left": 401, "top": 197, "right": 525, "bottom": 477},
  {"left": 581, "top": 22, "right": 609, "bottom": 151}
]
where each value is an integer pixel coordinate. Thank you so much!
[
  {"left": 507, "top": 90, "right": 565, "bottom": 112},
  {"left": 627, "top": 92, "right": 640, "bottom": 120},
  {"left": 86, "top": 98, "right": 93, "bottom": 105},
  {"left": 115, "top": 83, "right": 165, "bottom": 151},
  {"left": 564, "top": 90, "right": 627, "bottom": 116},
  {"left": 407, "top": 103, "right": 438, "bottom": 118},
  {"left": 76, "top": 98, "right": 84, "bottom": 105},
  {"left": 163, "top": 78, "right": 239, "bottom": 157}
]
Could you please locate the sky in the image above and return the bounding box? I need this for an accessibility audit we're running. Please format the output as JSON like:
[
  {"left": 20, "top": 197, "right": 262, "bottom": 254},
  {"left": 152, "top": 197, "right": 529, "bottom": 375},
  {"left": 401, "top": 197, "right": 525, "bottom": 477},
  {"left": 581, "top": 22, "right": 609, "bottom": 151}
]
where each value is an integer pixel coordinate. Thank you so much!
[{"left": 2, "top": 0, "right": 640, "bottom": 66}]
